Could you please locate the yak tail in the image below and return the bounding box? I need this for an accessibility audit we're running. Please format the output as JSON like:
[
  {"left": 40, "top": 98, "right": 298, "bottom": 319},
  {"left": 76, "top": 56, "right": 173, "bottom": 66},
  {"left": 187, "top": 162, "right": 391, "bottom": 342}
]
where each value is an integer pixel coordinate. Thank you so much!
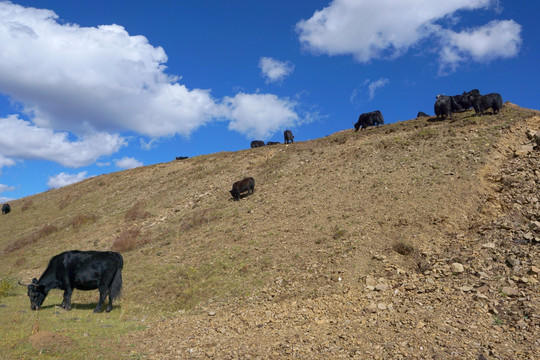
[{"left": 110, "top": 254, "right": 123, "bottom": 300}]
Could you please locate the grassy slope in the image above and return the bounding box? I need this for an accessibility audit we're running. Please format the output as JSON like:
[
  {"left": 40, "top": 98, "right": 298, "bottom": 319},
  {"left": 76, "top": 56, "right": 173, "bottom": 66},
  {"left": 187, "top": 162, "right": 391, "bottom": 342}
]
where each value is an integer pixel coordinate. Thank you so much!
[{"left": 0, "top": 103, "right": 538, "bottom": 358}]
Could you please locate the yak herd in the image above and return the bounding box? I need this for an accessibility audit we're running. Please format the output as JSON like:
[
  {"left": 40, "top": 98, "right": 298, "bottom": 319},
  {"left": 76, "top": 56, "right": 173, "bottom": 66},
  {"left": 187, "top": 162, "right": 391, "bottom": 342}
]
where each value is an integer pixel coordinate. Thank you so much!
[
  {"left": 237, "top": 88, "right": 502, "bottom": 201},
  {"left": 434, "top": 89, "right": 503, "bottom": 119},
  {"left": 10, "top": 88, "right": 503, "bottom": 313},
  {"left": 250, "top": 129, "right": 295, "bottom": 149}
]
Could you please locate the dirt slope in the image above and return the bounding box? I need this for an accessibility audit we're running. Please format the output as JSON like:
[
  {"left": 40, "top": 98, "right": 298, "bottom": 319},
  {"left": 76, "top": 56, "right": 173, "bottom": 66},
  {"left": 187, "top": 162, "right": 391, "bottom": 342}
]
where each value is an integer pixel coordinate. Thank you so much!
[{"left": 1, "top": 104, "right": 539, "bottom": 359}]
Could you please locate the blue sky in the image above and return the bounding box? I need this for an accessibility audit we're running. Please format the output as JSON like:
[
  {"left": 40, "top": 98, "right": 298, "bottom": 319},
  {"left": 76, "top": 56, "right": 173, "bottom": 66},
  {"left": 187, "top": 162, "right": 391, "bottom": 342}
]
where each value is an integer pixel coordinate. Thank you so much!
[{"left": 0, "top": 0, "right": 538, "bottom": 201}]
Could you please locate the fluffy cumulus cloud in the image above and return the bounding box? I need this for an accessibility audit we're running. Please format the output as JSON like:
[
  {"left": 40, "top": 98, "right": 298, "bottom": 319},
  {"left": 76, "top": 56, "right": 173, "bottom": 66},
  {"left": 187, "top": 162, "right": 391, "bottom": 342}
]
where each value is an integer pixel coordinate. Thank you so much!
[
  {"left": 259, "top": 57, "right": 294, "bottom": 83},
  {"left": 114, "top": 157, "right": 143, "bottom": 170},
  {"left": 0, "top": 154, "right": 15, "bottom": 173},
  {"left": 47, "top": 171, "right": 88, "bottom": 189},
  {"left": 0, "top": 2, "right": 308, "bottom": 173},
  {"left": 0, "top": 195, "right": 14, "bottom": 202},
  {"left": 296, "top": 0, "right": 521, "bottom": 71},
  {"left": 224, "top": 93, "right": 299, "bottom": 139},
  {"left": 0, "top": 115, "right": 126, "bottom": 167},
  {"left": 439, "top": 20, "right": 522, "bottom": 72},
  {"left": 0, "top": 183, "right": 15, "bottom": 193},
  {"left": 0, "top": 2, "right": 221, "bottom": 138}
]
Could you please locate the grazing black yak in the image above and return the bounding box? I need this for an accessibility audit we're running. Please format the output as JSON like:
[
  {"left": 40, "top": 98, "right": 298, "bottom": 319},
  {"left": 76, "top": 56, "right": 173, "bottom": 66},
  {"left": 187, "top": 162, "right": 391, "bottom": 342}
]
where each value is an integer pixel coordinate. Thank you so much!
[
  {"left": 354, "top": 110, "right": 384, "bottom": 131},
  {"left": 230, "top": 177, "right": 255, "bottom": 201}
]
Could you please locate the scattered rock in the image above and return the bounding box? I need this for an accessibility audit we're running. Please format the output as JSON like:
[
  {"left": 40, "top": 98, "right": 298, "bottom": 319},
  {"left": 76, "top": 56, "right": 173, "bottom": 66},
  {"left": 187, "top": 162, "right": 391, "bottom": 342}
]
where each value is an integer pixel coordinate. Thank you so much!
[
  {"left": 375, "top": 283, "right": 389, "bottom": 291},
  {"left": 514, "top": 144, "right": 534, "bottom": 157},
  {"left": 529, "top": 221, "right": 540, "bottom": 232},
  {"left": 451, "top": 263, "right": 465, "bottom": 274},
  {"left": 365, "top": 276, "right": 377, "bottom": 287},
  {"left": 458, "top": 285, "right": 474, "bottom": 292},
  {"left": 403, "top": 283, "right": 416, "bottom": 291},
  {"left": 506, "top": 256, "right": 521, "bottom": 268},
  {"left": 501, "top": 287, "right": 519, "bottom": 297}
]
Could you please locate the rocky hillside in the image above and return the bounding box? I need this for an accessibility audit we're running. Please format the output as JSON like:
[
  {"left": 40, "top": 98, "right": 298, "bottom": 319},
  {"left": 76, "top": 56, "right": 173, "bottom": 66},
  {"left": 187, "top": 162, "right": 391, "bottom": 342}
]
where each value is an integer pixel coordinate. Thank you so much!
[{"left": 1, "top": 103, "right": 539, "bottom": 359}]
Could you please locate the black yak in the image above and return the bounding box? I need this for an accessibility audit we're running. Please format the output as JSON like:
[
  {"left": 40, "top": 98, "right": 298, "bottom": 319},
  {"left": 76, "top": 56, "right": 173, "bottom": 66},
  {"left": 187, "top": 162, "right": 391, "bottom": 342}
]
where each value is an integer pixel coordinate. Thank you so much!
[
  {"left": 354, "top": 110, "right": 384, "bottom": 131},
  {"left": 230, "top": 177, "right": 255, "bottom": 201},
  {"left": 284, "top": 130, "right": 294, "bottom": 144},
  {"left": 468, "top": 92, "right": 503, "bottom": 116},
  {"left": 250, "top": 140, "right": 265, "bottom": 148},
  {"left": 19, "top": 250, "right": 123, "bottom": 313}
]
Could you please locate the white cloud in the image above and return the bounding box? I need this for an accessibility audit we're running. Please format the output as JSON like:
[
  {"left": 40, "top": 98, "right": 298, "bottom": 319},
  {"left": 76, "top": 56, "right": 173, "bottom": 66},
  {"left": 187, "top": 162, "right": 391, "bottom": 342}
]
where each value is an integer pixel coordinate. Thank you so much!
[
  {"left": 47, "top": 171, "right": 88, "bottom": 188},
  {"left": 114, "top": 157, "right": 143, "bottom": 170},
  {"left": 368, "top": 78, "right": 389, "bottom": 100},
  {"left": 259, "top": 57, "right": 294, "bottom": 83},
  {"left": 0, "top": 183, "right": 15, "bottom": 193},
  {"left": 0, "top": 2, "right": 307, "bottom": 151},
  {"left": 296, "top": 0, "right": 520, "bottom": 71},
  {"left": 224, "top": 93, "right": 301, "bottom": 139},
  {"left": 0, "top": 115, "right": 126, "bottom": 167},
  {"left": 439, "top": 20, "right": 521, "bottom": 73},
  {"left": 0, "top": 2, "right": 222, "bottom": 138},
  {"left": 0, "top": 154, "right": 16, "bottom": 174}
]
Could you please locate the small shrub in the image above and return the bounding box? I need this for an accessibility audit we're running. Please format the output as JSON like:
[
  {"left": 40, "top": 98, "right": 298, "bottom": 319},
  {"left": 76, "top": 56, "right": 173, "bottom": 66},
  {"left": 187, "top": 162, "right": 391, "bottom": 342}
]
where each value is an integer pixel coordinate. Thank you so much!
[
  {"left": 393, "top": 241, "right": 415, "bottom": 255},
  {"left": 111, "top": 227, "right": 149, "bottom": 252},
  {"left": 181, "top": 208, "right": 219, "bottom": 231},
  {"left": 38, "top": 224, "right": 58, "bottom": 238},
  {"left": 21, "top": 200, "right": 33, "bottom": 212},
  {"left": 4, "top": 224, "right": 59, "bottom": 252},
  {"left": 333, "top": 229, "right": 347, "bottom": 240},
  {"left": 492, "top": 315, "right": 504, "bottom": 326},
  {"left": 333, "top": 135, "right": 347, "bottom": 145},
  {"left": 69, "top": 213, "right": 98, "bottom": 231},
  {"left": 414, "top": 128, "right": 437, "bottom": 140},
  {"left": 58, "top": 195, "right": 72, "bottom": 210},
  {"left": 125, "top": 200, "right": 150, "bottom": 222},
  {"left": 0, "top": 278, "right": 15, "bottom": 298},
  {"left": 14, "top": 258, "right": 26, "bottom": 267}
]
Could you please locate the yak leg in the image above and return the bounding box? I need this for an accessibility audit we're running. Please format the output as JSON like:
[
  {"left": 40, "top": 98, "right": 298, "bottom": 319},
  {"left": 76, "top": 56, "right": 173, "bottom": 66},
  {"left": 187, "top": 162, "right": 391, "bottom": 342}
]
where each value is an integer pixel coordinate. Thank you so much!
[
  {"left": 94, "top": 287, "right": 108, "bottom": 313},
  {"left": 62, "top": 288, "right": 73, "bottom": 310},
  {"left": 106, "top": 290, "right": 114, "bottom": 312}
]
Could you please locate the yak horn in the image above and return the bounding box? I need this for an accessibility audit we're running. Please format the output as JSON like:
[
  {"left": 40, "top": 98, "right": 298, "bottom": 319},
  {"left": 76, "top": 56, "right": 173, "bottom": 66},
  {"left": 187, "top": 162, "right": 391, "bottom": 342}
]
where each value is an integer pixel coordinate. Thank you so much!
[{"left": 18, "top": 280, "right": 29, "bottom": 286}]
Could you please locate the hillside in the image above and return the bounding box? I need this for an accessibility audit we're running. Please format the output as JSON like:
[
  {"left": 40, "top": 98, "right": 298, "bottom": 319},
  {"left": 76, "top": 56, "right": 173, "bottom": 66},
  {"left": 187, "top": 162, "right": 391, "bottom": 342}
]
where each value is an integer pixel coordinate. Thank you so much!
[{"left": 1, "top": 103, "right": 539, "bottom": 359}]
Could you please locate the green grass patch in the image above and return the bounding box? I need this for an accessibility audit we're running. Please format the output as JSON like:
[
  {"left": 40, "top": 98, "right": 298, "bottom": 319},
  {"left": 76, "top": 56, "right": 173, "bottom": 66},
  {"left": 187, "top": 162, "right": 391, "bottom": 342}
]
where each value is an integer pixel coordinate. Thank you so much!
[
  {"left": 0, "top": 277, "right": 16, "bottom": 298},
  {"left": 0, "top": 285, "right": 146, "bottom": 359}
]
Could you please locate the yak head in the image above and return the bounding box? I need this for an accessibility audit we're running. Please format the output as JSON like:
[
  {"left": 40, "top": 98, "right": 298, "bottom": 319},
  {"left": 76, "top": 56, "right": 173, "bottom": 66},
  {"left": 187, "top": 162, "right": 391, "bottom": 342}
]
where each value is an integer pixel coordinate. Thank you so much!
[{"left": 19, "top": 278, "right": 47, "bottom": 310}]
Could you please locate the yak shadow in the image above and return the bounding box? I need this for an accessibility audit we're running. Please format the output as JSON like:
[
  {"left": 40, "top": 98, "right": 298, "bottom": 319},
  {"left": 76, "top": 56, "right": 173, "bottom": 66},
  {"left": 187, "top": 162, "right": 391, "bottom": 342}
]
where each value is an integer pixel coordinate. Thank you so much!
[
  {"left": 36, "top": 302, "right": 118, "bottom": 312},
  {"left": 426, "top": 116, "right": 447, "bottom": 123},
  {"left": 229, "top": 193, "right": 252, "bottom": 201}
]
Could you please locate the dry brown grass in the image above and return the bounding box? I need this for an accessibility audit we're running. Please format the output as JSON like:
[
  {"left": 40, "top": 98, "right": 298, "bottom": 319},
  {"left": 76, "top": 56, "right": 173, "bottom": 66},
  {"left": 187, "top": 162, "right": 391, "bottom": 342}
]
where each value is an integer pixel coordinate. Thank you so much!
[
  {"left": 180, "top": 208, "right": 220, "bottom": 232},
  {"left": 393, "top": 241, "right": 415, "bottom": 255},
  {"left": 0, "top": 103, "right": 538, "bottom": 311},
  {"left": 20, "top": 199, "right": 33, "bottom": 212},
  {"left": 58, "top": 194, "right": 75, "bottom": 210},
  {"left": 4, "top": 224, "right": 59, "bottom": 253},
  {"left": 124, "top": 200, "right": 150, "bottom": 222},
  {"left": 68, "top": 213, "right": 98, "bottom": 231},
  {"left": 111, "top": 227, "right": 150, "bottom": 252},
  {"left": 0, "top": 103, "right": 539, "bottom": 359}
]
